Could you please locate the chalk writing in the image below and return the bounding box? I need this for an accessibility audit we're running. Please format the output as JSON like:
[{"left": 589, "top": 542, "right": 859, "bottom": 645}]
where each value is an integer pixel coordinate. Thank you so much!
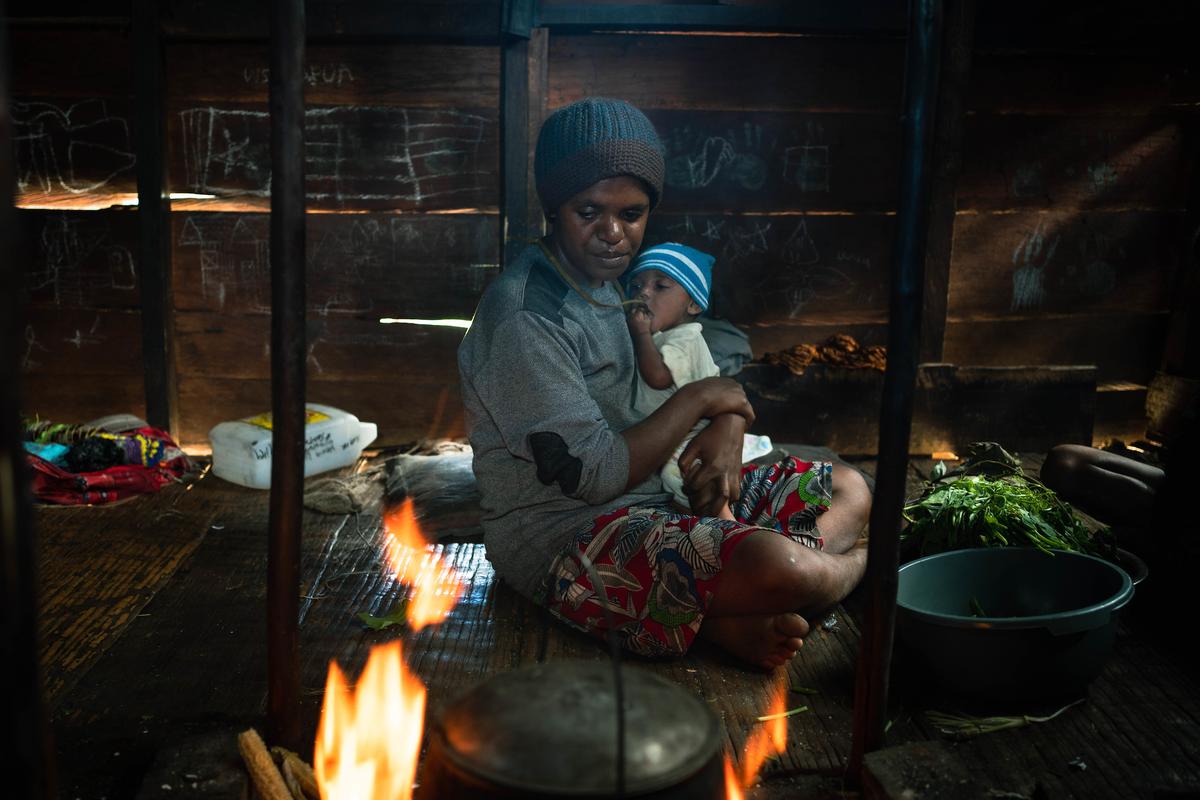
[
  {"left": 63, "top": 315, "right": 105, "bottom": 349},
  {"left": 242, "top": 62, "right": 356, "bottom": 87},
  {"left": 13, "top": 99, "right": 136, "bottom": 195},
  {"left": 23, "top": 325, "right": 47, "bottom": 371},
  {"left": 178, "top": 106, "right": 490, "bottom": 205},
  {"left": 1087, "top": 163, "right": 1118, "bottom": 194},
  {"left": 29, "top": 216, "right": 137, "bottom": 307}
]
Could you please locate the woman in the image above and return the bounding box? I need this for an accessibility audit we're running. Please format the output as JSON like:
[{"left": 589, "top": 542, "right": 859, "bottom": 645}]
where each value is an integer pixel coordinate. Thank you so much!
[{"left": 458, "top": 97, "right": 870, "bottom": 668}]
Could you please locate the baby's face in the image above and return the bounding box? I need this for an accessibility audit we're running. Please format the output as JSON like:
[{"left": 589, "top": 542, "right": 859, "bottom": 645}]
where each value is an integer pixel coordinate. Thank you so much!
[{"left": 627, "top": 269, "right": 702, "bottom": 333}]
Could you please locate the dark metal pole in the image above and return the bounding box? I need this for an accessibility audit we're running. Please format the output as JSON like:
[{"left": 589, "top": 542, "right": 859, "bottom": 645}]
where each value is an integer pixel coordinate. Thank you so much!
[
  {"left": 135, "top": 0, "right": 177, "bottom": 434},
  {"left": 848, "top": 0, "right": 944, "bottom": 781},
  {"left": 267, "top": 0, "right": 306, "bottom": 752},
  {"left": 0, "top": 5, "right": 56, "bottom": 795}
]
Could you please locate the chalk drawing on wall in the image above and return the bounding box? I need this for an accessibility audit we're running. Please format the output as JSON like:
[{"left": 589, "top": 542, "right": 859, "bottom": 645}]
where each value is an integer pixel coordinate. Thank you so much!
[
  {"left": 1010, "top": 219, "right": 1058, "bottom": 311},
  {"left": 178, "top": 106, "right": 490, "bottom": 204},
  {"left": 1010, "top": 162, "right": 1045, "bottom": 199},
  {"left": 30, "top": 216, "right": 137, "bottom": 307},
  {"left": 665, "top": 122, "right": 770, "bottom": 192},
  {"left": 13, "top": 99, "right": 136, "bottom": 195},
  {"left": 23, "top": 325, "right": 47, "bottom": 370},
  {"left": 782, "top": 145, "right": 831, "bottom": 193}
]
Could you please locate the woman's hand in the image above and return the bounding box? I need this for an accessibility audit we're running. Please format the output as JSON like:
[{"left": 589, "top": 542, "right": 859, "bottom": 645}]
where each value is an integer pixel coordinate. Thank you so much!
[
  {"left": 679, "top": 413, "right": 747, "bottom": 516},
  {"left": 683, "top": 377, "right": 755, "bottom": 425}
]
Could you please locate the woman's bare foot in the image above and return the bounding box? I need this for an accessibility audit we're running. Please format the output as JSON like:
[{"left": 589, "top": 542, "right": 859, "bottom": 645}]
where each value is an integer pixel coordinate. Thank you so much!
[{"left": 699, "top": 612, "right": 810, "bottom": 670}]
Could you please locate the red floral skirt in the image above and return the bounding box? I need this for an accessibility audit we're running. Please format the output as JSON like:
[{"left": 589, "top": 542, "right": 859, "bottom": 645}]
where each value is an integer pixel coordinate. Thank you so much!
[{"left": 539, "top": 457, "right": 832, "bottom": 657}]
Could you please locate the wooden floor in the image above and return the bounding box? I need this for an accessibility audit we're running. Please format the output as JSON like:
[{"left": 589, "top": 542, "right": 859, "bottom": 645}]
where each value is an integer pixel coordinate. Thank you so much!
[{"left": 33, "top": 450, "right": 1200, "bottom": 799}]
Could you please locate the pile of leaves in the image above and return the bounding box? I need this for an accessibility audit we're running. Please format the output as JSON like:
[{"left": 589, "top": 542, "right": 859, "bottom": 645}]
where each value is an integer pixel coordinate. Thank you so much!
[{"left": 901, "top": 442, "right": 1109, "bottom": 557}]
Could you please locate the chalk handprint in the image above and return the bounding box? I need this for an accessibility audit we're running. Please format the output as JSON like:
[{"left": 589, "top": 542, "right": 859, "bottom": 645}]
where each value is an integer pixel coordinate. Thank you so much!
[{"left": 1010, "top": 220, "right": 1059, "bottom": 311}]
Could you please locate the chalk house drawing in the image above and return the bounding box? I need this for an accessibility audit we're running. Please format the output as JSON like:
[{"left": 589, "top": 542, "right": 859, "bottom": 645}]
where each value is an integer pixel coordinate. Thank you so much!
[
  {"left": 178, "top": 106, "right": 490, "bottom": 204},
  {"left": 29, "top": 216, "right": 137, "bottom": 307},
  {"left": 13, "top": 99, "right": 137, "bottom": 195},
  {"left": 1010, "top": 220, "right": 1058, "bottom": 311}
]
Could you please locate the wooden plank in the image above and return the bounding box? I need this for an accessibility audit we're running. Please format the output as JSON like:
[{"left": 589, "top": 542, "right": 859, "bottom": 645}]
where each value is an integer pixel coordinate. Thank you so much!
[
  {"left": 160, "top": 0, "right": 504, "bottom": 39},
  {"left": 920, "top": 0, "right": 977, "bottom": 363},
  {"left": 174, "top": 313, "right": 465, "bottom": 383},
  {"left": 957, "top": 116, "right": 1187, "bottom": 211},
  {"left": 525, "top": 28, "right": 549, "bottom": 239},
  {"left": 9, "top": 29, "right": 132, "bottom": 98},
  {"left": 648, "top": 110, "right": 902, "bottom": 213},
  {"left": 501, "top": 32, "right": 532, "bottom": 264},
  {"left": 19, "top": 307, "right": 142, "bottom": 376},
  {"left": 548, "top": 35, "right": 904, "bottom": 113},
  {"left": 943, "top": 312, "right": 1170, "bottom": 384},
  {"left": 647, "top": 212, "right": 895, "bottom": 324},
  {"left": 20, "top": 372, "right": 146, "bottom": 423},
  {"left": 171, "top": 212, "right": 499, "bottom": 317},
  {"left": 969, "top": 53, "right": 1200, "bottom": 115},
  {"left": 971, "top": 0, "right": 1198, "bottom": 55},
  {"left": 738, "top": 362, "right": 1096, "bottom": 455},
  {"left": 166, "top": 102, "right": 499, "bottom": 211},
  {"left": 19, "top": 210, "right": 141, "bottom": 309},
  {"left": 948, "top": 211, "right": 1182, "bottom": 317},
  {"left": 176, "top": 376, "right": 466, "bottom": 446},
  {"left": 536, "top": 1, "right": 906, "bottom": 33},
  {"left": 12, "top": 97, "right": 138, "bottom": 205},
  {"left": 165, "top": 43, "right": 500, "bottom": 108}
]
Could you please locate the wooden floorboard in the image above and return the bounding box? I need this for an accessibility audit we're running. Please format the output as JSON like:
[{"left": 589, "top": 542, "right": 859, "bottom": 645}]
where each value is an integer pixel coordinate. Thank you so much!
[{"left": 35, "top": 449, "right": 1200, "bottom": 798}]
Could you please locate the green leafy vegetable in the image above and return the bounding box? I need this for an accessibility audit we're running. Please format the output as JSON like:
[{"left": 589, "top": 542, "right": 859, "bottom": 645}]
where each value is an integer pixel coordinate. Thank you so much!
[
  {"left": 901, "top": 443, "right": 1106, "bottom": 557},
  {"left": 358, "top": 601, "right": 408, "bottom": 631}
]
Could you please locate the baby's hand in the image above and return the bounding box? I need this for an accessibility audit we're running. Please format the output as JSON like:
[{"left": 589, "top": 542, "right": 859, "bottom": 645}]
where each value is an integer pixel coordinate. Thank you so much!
[{"left": 627, "top": 302, "right": 653, "bottom": 336}]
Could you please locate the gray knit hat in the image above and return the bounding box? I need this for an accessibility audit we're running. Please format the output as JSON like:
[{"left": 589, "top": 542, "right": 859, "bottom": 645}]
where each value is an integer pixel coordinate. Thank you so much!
[{"left": 535, "top": 97, "right": 666, "bottom": 216}]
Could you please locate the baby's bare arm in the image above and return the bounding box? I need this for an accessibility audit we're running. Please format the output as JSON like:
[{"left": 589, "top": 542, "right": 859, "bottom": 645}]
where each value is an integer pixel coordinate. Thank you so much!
[{"left": 628, "top": 307, "right": 674, "bottom": 389}]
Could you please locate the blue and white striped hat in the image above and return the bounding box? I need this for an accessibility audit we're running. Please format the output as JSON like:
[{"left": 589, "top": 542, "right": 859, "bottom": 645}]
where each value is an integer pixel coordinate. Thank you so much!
[{"left": 624, "top": 243, "right": 714, "bottom": 312}]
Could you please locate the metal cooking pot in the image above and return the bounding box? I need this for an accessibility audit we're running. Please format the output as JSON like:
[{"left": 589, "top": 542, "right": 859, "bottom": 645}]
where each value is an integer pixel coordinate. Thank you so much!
[{"left": 419, "top": 660, "right": 725, "bottom": 799}]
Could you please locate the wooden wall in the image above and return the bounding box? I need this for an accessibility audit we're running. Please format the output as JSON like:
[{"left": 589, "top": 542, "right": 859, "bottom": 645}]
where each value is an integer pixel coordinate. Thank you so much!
[
  {"left": 13, "top": 25, "right": 500, "bottom": 444},
  {"left": 12, "top": 2, "right": 1198, "bottom": 446}
]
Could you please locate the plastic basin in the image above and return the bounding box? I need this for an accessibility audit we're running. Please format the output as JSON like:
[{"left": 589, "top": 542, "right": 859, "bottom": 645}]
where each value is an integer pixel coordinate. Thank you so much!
[{"left": 896, "top": 548, "right": 1134, "bottom": 702}]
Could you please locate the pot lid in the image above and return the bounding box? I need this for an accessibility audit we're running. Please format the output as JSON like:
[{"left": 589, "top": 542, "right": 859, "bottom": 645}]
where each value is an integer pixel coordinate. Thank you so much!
[{"left": 435, "top": 660, "right": 721, "bottom": 795}]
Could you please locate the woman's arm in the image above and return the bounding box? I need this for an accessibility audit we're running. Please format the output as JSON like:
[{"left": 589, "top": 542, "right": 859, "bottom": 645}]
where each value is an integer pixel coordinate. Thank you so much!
[{"left": 621, "top": 377, "right": 753, "bottom": 490}]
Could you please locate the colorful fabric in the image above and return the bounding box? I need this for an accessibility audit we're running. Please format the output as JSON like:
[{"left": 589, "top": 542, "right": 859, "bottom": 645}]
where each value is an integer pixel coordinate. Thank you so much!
[
  {"left": 539, "top": 456, "right": 831, "bottom": 657},
  {"left": 25, "top": 425, "right": 193, "bottom": 505},
  {"left": 23, "top": 441, "right": 69, "bottom": 466}
]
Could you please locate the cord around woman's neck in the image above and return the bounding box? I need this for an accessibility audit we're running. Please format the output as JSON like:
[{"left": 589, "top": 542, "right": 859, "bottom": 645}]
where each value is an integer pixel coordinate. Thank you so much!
[{"left": 537, "top": 238, "right": 640, "bottom": 312}]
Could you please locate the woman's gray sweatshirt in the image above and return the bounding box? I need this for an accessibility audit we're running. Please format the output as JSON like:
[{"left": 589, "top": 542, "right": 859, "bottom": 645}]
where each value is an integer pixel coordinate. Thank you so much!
[{"left": 457, "top": 245, "right": 668, "bottom": 599}]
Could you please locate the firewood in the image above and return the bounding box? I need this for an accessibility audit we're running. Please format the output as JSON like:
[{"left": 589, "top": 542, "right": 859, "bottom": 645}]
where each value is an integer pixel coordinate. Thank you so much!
[
  {"left": 237, "top": 728, "right": 293, "bottom": 800},
  {"left": 271, "top": 746, "right": 320, "bottom": 800}
]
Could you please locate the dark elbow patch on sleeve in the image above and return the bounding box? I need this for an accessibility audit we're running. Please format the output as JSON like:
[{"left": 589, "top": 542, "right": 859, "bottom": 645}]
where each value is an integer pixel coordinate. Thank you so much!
[{"left": 529, "top": 431, "right": 583, "bottom": 495}]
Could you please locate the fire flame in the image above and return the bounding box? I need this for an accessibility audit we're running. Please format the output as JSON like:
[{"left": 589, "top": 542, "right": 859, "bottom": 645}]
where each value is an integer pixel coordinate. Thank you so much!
[
  {"left": 382, "top": 498, "right": 463, "bottom": 630},
  {"left": 724, "top": 674, "right": 790, "bottom": 797},
  {"left": 314, "top": 641, "right": 425, "bottom": 800}
]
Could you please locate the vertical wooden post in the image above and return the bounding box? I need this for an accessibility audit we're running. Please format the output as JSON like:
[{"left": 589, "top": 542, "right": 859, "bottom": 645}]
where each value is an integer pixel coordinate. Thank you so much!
[
  {"left": 848, "top": 0, "right": 944, "bottom": 782},
  {"left": 500, "top": 0, "right": 536, "bottom": 266},
  {"left": 267, "top": 0, "right": 306, "bottom": 752},
  {"left": 134, "top": 0, "right": 177, "bottom": 433},
  {"left": 0, "top": 4, "right": 56, "bottom": 795},
  {"left": 918, "top": 0, "right": 977, "bottom": 364},
  {"left": 526, "top": 27, "right": 549, "bottom": 239}
]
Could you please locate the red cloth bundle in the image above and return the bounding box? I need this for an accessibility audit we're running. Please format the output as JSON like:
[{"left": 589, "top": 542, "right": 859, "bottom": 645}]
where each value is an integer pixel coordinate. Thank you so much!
[{"left": 26, "top": 426, "right": 193, "bottom": 505}]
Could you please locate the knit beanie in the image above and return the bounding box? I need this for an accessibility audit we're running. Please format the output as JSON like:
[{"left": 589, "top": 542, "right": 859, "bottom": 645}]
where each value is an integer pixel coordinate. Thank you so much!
[
  {"left": 535, "top": 97, "right": 666, "bottom": 216},
  {"left": 624, "top": 242, "right": 714, "bottom": 312}
]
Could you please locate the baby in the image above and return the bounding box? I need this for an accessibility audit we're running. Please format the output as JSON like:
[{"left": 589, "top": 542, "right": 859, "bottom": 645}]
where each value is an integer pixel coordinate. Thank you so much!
[{"left": 624, "top": 242, "right": 738, "bottom": 520}]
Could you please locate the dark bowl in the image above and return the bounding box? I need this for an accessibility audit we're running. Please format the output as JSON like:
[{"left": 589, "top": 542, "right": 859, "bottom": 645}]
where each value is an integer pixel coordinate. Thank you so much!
[{"left": 896, "top": 548, "right": 1134, "bottom": 703}]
